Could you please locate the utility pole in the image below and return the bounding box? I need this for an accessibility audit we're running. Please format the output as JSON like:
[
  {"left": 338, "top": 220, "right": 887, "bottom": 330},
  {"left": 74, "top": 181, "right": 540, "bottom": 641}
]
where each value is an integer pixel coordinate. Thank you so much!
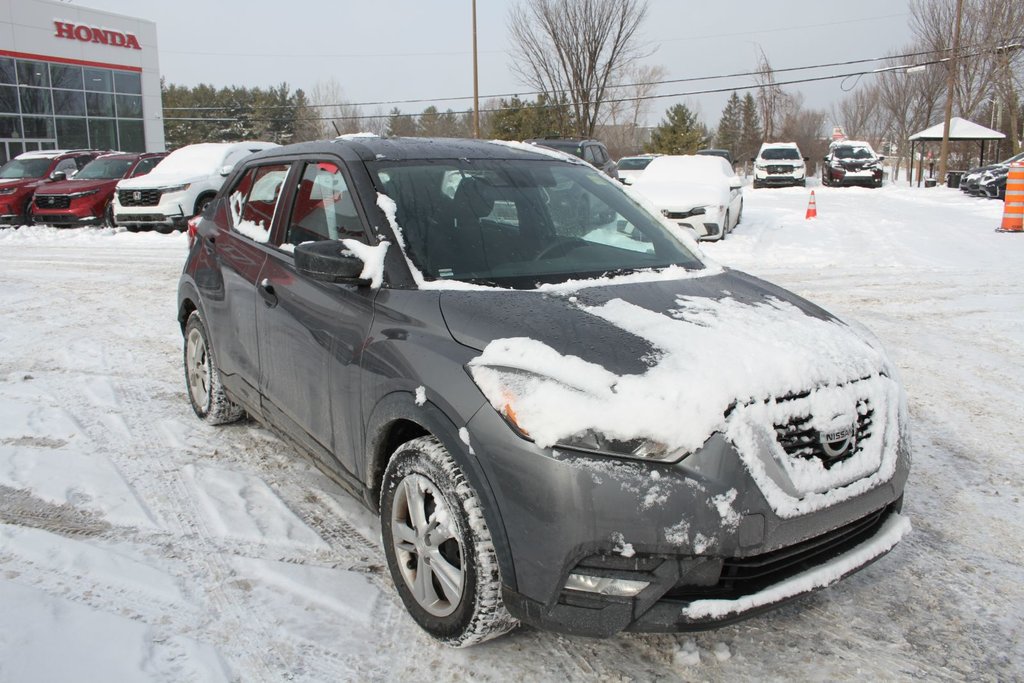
[
  {"left": 472, "top": 0, "right": 480, "bottom": 138},
  {"left": 937, "top": 0, "right": 964, "bottom": 184}
]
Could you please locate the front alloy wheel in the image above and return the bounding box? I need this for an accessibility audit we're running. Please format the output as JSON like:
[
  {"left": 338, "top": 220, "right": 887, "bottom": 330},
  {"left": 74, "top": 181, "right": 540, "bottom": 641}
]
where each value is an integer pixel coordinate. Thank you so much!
[{"left": 380, "top": 436, "right": 516, "bottom": 646}]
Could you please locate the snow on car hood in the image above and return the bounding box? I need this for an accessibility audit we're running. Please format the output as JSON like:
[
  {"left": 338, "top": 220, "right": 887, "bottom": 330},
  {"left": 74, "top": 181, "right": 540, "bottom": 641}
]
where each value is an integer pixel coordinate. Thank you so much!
[
  {"left": 452, "top": 270, "right": 902, "bottom": 513},
  {"left": 630, "top": 178, "right": 725, "bottom": 211}
]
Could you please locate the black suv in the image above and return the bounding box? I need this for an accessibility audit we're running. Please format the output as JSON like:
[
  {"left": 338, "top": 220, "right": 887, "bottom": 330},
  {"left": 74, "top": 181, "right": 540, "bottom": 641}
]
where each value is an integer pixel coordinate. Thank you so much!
[
  {"left": 178, "top": 136, "right": 910, "bottom": 647},
  {"left": 524, "top": 138, "right": 618, "bottom": 179}
]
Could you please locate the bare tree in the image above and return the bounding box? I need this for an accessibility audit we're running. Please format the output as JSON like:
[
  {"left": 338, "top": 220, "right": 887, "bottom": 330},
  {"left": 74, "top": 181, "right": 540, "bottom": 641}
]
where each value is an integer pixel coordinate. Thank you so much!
[
  {"left": 832, "top": 87, "right": 886, "bottom": 144},
  {"left": 310, "top": 78, "right": 366, "bottom": 136},
  {"left": 753, "top": 47, "right": 788, "bottom": 140},
  {"left": 508, "top": 0, "right": 652, "bottom": 138},
  {"left": 597, "top": 64, "right": 666, "bottom": 157}
]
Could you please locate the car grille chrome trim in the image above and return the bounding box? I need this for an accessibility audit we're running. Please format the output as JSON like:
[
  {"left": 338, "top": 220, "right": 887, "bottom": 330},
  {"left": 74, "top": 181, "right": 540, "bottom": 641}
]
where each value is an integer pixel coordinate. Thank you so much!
[
  {"left": 773, "top": 399, "right": 873, "bottom": 469},
  {"left": 35, "top": 194, "right": 71, "bottom": 209},
  {"left": 118, "top": 189, "right": 162, "bottom": 206}
]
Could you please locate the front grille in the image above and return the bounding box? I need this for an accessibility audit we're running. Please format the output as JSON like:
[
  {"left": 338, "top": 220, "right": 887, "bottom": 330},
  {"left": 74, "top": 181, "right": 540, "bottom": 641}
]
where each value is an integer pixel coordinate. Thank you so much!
[
  {"left": 665, "top": 503, "right": 893, "bottom": 601},
  {"left": 768, "top": 164, "right": 794, "bottom": 174},
  {"left": 35, "top": 194, "right": 71, "bottom": 209},
  {"left": 118, "top": 189, "right": 162, "bottom": 207},
  {"left": 774, "top": 399, "right": 873, "bottom": 468}
]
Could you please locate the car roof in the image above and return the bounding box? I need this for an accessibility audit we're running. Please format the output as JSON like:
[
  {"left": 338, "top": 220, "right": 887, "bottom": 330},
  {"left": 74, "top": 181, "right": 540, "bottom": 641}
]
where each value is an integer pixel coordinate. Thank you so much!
[
  {"left": 244, "top": 137, "right": 558, "bottom": 164},
  {"left": 14, "top": 149, "right": 96, "bottom": 160},
  {"left": 759, "top": 142, "right": 800, "bottom": 150}
]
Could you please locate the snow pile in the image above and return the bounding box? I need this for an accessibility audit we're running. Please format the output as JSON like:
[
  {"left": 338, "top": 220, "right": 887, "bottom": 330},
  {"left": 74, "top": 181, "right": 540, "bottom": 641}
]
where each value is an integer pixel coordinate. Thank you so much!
[
  {"left": 229, "top": 191, "right": 270, "bottom": 243},
  {"left": 340, "top": 238, "right": 389, "bottom": 289}
]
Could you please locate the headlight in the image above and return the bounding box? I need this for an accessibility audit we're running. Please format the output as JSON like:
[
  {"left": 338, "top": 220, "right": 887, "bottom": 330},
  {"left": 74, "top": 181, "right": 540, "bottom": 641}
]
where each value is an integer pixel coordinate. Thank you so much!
[
  {"left": 556, "top": 429, "right": 686, "bottom": 462},
  {"left": 755, "top": 163, "right": 767, "bottom": 170},
  {"left": 466, "top": 364, "right": 689, "bottom": 463},
  {"left": 0, "top": 187, "right": 17, "bottom": 195},
  {"left": 161, "top": 183, "right": 190, "bottom": 193},
  {"left": 68, "top": 189, "right": 100, "bottom": 199}
]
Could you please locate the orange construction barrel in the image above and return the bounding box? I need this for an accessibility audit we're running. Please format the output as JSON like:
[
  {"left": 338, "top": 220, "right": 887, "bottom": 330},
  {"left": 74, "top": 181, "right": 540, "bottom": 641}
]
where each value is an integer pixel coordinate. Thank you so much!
[{"left": 997, "top": 162, "right": 1024, "bottom": 233}]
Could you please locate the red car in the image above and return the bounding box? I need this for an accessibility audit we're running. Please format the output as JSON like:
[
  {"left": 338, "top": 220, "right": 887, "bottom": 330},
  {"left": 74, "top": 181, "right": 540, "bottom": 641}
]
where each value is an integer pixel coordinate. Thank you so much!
[
  {"left": 0, "top": 150, "right": 103, "bottom": 226},
  {"left": 32, "top": 152, "right": 167, "bottom": 228}
]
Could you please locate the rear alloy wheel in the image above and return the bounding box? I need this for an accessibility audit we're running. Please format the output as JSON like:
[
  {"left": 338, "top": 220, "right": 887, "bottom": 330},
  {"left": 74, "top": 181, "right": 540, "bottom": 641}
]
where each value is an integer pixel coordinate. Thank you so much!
[
  {"left": 183, "top": 311, "right": 244, "bottom": 424},
  {"left": 380, "top": 436, "right": 516, "bottom": 647}
]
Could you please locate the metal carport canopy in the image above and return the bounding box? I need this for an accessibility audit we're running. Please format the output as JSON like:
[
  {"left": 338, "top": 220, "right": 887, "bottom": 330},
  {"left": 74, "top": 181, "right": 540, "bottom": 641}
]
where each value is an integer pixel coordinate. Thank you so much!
[{"left": 908, "top": 118, "right": 1006, "bottom": 185}]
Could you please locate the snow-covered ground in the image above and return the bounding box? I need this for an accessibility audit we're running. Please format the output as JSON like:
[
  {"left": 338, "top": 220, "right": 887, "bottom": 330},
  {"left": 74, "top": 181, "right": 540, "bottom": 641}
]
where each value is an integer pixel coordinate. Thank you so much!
[{"left": 0, "top": 183, "right": 1021, "bottom": 682}]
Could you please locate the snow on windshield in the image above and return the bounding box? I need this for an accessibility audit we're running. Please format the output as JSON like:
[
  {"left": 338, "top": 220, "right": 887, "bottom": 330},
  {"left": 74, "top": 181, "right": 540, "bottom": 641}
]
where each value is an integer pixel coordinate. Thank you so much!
[{"left": 469, "top": 294, "right": 901, "bottom": 516}]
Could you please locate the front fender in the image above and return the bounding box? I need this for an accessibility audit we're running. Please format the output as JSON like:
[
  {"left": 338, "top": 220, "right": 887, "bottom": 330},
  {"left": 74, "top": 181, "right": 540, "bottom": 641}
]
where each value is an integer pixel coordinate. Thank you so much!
[{"left": 363, "top": 390, "right": 517, "bottom": 593}]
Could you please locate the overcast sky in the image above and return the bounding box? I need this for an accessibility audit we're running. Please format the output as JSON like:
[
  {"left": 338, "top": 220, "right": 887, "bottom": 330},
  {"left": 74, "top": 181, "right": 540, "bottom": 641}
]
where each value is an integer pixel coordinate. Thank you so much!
[{"left": 76, "top": 0, "right": 916, "bottom": 129}]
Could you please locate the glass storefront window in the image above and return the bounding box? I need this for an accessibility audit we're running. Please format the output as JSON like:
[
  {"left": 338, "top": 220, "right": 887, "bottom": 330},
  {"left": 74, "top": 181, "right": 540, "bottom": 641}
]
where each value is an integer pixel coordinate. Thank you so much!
[
  {"left": 22, "top": 117, "right": 55, "bottom": 138},
  {"left": 56, "top": 118, "right": 89, "bottom": 149},
  {"left": 0, "top": 85, "right": 18, "bottom": 115},
  {"left": 118, "top": 120, "right": 145, "bottom": 152},
  {"left": 83, "top": 68, "right": 113, "bottom": 92},
  {"left": 52, "top": 90, "right": 86, "bottom": 117},
  {"left": 0, "top": 59, "right": 14, "bottom": 85},
  {"left": 115, "top": 94, "right": 143, "bottom": 118},
  {"left": 50, "top": 64, "right": 84, "bottom": 90},
  {"left": 113, "top": 71, "right": 142, "bottom": 95},
  {"left": 16, "top": 61, "right": 50, "bottom": 88},
  {"left": 89, "top": 118, "right": 117, "bottom": 150},
  {"left": 19, "top": 88, "right": 52, "bottom": 116},
  {"left": 0, "top": 116, "right": 21, "bottom": 138},
  {"left": 86, "top": 92, "right": 115, "bottom": 117}
]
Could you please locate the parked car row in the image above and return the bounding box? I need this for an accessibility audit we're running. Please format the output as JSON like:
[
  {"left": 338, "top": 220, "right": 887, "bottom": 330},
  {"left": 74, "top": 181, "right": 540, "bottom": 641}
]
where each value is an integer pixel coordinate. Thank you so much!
[
  {"left": 959, "top": 150, "right": 1024, "bottom": 200},
  {"left": 0, "top": 141, "right": 278, "bottom": 231}
]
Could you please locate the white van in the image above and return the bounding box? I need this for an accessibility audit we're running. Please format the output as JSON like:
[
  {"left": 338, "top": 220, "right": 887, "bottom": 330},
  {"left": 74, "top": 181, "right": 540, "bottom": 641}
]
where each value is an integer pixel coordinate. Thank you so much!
[{"left": 113, "top": 142, "right": 278, "bottom": 231}]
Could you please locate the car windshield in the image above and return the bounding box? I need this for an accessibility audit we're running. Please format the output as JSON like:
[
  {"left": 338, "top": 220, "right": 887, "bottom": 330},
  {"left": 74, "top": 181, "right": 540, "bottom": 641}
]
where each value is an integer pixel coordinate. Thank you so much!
[
  {"left": 75, "top": 158, "right": 134, "bottom": 180},
  {"left": 0, "top": 158, "right": 51, "bottom": 179},
  {"left": 532, "top": 140, "right": 584, "bottom": 158},
  {"left": 833, "top": 146, "right": 874, "bottom": 160},
  {"left": 760, "top": 148, "right": 801, "bottom": 160},
  {"left": 617, "top": 157, "right": 654, "bottom": 171},
  {"left": 370, "top": 158, "right": 704, "bottom": 289}
]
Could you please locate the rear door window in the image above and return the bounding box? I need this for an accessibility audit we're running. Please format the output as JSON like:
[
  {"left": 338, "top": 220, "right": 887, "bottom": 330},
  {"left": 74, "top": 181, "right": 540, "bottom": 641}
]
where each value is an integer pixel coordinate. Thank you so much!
[{"left": 228, "top": 163, "right": 291, "bottom": 243}]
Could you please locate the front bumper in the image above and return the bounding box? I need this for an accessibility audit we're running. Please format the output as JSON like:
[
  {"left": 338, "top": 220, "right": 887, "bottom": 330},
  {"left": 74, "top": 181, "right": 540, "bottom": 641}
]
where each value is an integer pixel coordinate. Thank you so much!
[
  {"left": 829, "top": 168, "right": 883, "bottom": 187},
  {"left": 114, "top": 193, "right": 190, "bottom": 229},
  {"left": 466, "top": 379, "right": 911, "bottom": 637},
  {"left": 754, "top": 169, "right": 806, "bottom": 186}
]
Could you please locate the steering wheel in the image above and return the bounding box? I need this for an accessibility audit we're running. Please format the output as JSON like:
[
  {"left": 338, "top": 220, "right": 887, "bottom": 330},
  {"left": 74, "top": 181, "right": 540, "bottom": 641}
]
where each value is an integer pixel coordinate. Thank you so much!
[{"left": 533, "top": 236, "right": 588, "bottom": 260}]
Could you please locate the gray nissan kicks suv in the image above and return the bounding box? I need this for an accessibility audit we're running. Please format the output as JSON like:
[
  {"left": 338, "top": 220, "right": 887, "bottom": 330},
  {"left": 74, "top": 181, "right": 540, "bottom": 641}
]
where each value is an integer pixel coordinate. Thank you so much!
[{"left": 178, "top": 137, "right": 911, "bottom": 647}]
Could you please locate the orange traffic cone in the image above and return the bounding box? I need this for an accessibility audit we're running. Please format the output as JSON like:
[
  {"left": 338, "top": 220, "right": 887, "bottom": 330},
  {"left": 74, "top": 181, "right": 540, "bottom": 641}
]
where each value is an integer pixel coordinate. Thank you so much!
[
  {"left": 996, "top": 162, "right": 1024, "bottom": 233},
  {"left": 805, "top": 191, "right": 817, "bottom": 220}
]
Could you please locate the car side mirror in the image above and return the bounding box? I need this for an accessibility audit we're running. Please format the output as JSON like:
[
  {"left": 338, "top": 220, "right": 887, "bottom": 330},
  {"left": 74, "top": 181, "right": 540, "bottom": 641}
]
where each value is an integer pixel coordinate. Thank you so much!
[
  {"left": 294, "top": 240, "right": 369, "bottom": 284},
  {"left": 49, "top": 170, "right": 67, "bottom": 182},
  {"left": 878, "top": 155, "right": 886, "bottom": 161},
  {"left": 219, "top": 164, "right": 234, "bottom": 176},
  {"left": 749, "top": 158, "right": 756, "bottom": 163},
  {"left": 803, "top": 156, "right": 810, "bottom": 162},
  {"left": 729, "top": 177, "right": 743, "bottom": 189}
]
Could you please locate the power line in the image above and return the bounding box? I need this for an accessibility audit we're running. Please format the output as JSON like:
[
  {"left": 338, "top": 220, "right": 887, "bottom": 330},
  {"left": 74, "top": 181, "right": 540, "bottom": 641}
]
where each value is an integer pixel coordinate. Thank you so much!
[
  {"left": 162, "top": 40, "right": 1022, "bottom": 124},
  {"left": 161, "top": 44, "right": 973, "bottom": 114}
]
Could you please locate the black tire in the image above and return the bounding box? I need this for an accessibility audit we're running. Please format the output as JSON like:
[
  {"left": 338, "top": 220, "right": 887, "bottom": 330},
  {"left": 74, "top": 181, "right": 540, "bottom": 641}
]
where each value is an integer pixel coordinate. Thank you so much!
[
  {"left": 194, "top": 194, "right": 214, "bottom": 217},
  {"left": 22, "top": 199, "right": 33, "bottom": 227},
  {"left": 753, "top": 179, "right": 763, "bottom": 189},
  {"left": 102, "top": 202, "right": 115, "bottom": 228},
  {"left": 735, "top": 198, "right": 743, "bottom": 226},
  {"left": 380, "top": 436, "right": 516, "bottom": 647},
  {"left": 183, "top": 311, "right": 244, "bottom": 425},
  {"left": 798, "top": 179, "right": 807, "bottom": 187},
  {"left": 721, "top": 210, "right": 730, "bottom": 239}
]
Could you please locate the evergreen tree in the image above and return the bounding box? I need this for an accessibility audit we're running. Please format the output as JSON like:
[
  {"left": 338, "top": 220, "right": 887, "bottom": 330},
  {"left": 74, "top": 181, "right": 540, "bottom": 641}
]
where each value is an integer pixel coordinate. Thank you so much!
[
  {"left": 715, "top": 92, "right": 743, "bottom": 155},
  {"left": 739, "top": 93, "right": 763, "bottom": 162},
  {"left": 386, "top": 107, "right": 418, "bottom": 137},
  {"left": 487, "top": 95, "right": 567, "bottom": 140},
  {"left": 644, "top": 104, "right": 708, "bottom": 155}
]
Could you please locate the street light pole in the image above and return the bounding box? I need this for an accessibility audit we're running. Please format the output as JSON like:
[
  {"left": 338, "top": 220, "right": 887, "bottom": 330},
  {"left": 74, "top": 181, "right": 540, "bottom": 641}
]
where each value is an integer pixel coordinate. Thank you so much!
[
  {"left": 472, "top": 0, "right": 480, "bottom": 138},
  {"left": 938, "top": 0, "right": 964, "bottom": 184}
]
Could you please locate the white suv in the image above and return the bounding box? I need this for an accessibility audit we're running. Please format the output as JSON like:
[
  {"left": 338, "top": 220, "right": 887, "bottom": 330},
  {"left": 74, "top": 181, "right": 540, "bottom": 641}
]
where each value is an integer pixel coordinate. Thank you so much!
[
  {"left": 113, "top": 142, "right": 278, "bottom": 231},
  {"left": 752, "top": 142, "right": 807, "bottom": 188}
]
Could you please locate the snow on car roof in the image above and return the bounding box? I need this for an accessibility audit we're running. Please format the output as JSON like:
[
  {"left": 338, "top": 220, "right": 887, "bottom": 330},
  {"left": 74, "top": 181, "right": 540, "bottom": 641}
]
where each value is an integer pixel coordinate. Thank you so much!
[
  {"left": 759, "top": 142, "right": 800, "bottom": 149},
  {"left": 153, "top": 142, "right": 276, "bottom": 174},
  {"left": 640, "top": 154, "right": 735, "bottom": 182}
]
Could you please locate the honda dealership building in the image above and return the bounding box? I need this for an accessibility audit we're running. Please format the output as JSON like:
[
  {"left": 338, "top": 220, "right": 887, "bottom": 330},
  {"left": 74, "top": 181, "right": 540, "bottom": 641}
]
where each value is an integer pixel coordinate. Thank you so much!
[{"left": 0, "top": 0, "right": 164, "bottom": 163}]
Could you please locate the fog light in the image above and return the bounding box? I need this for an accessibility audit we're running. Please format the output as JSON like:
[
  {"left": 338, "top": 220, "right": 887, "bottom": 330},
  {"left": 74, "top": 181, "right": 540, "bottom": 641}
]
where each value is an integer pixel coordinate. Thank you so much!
[{"left": 565, "top": 573, "right": 649, "bottom": 597}]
